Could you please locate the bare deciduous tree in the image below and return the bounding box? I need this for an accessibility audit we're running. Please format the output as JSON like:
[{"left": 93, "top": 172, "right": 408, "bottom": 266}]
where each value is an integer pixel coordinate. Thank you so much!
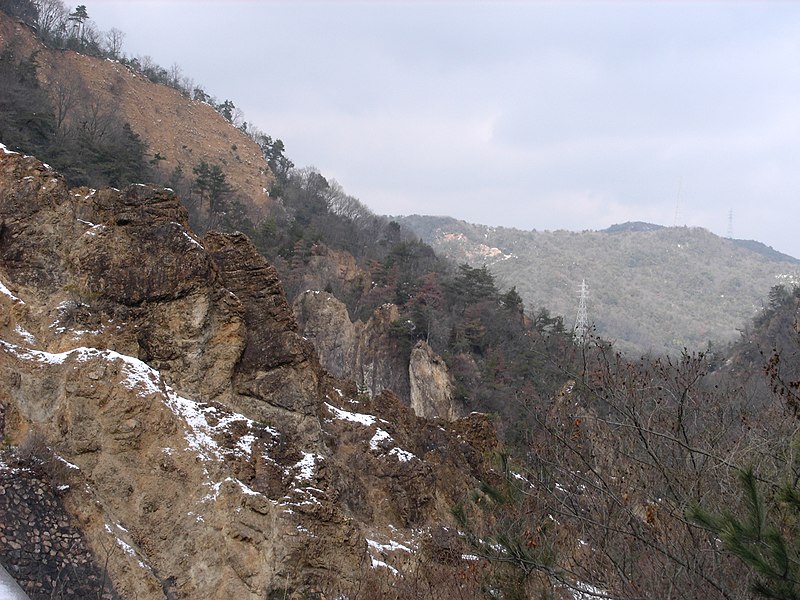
[
  {"left": 103, "top": 27, "right": 125, "bottom": 59},
  {"left": 34, "top": 0, "right": 69, "bottom": 39}
]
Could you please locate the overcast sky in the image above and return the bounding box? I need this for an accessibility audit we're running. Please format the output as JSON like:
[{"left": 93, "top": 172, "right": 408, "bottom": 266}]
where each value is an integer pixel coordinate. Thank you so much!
[{"left": 88, "top": 1, "right": 800, "bottom": 259}]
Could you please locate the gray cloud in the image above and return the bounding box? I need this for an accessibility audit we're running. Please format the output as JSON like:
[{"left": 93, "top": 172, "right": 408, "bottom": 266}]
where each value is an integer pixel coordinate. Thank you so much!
[{"left": 90, "top": 0, "right": 800, "bottom": 258}]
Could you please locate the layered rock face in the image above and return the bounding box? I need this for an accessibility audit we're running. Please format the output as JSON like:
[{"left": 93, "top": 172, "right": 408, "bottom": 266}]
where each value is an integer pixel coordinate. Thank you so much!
[
  {"left": 0, "top": 146, "right": 495, "bottom": 598},
  {"left": 293, "top": 291, "right": 461, "bottom": 420},
  {"left": 409, "top": 341, "right": 458, "bottom": 421}
]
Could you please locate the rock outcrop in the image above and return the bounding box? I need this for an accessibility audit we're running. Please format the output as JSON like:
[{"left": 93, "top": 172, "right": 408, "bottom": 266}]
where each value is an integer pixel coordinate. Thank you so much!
[
  {"left": 0, "top": 146, "right": 495, "bottom": 598},
  {"left": 409, "top": 341, "right": 459, "bottom": 420},
  {"left": 293, "top": 291, "right": 410, "bottom": 400},
  {"left": 294, "top": 291, "right": 460, "bottom": 420}
]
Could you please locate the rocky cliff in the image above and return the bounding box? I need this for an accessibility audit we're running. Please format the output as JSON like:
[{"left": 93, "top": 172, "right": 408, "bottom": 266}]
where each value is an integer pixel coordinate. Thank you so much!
[
  {"left": 293, "top": 291, "right": 460, "bottom": 420},
  {"left": 0, "top": 145, "right": 495, "bottom": 598}
]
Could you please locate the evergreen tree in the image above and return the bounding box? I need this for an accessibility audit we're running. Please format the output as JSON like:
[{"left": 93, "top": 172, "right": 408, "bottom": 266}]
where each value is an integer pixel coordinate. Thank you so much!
[
  {"left": 68, "top": 4, "right": 89, "bottom": 47},
  {"left": 691, "top": 468, "right": 800, "bottom": 599},
  {"left": 192, "top": 160, "right": 232, "bottom": 231}
]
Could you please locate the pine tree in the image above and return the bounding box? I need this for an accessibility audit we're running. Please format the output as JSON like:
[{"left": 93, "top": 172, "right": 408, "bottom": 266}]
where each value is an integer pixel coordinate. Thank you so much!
[
  {"left": 68, "top": 5, "right": 89, "bottom": 47},
  {"left": 690, "top": 468, "right": 800, "bottom": 599}
]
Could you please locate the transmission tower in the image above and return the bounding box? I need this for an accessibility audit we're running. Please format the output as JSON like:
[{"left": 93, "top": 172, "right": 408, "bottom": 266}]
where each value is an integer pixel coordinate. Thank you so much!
[
  {"left": 573, "top": 279, "right": 589, "bottom": 345},
  {"left": 673, "top": 179, "right": 682, "bottom": 227},
  {"left": 727, "top": 209, "right": 733, "bottom": 239}
]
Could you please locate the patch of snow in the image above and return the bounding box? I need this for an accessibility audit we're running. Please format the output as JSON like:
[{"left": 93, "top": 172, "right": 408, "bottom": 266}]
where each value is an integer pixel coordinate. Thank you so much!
[
  {"left": 202, "top": 480, "right": 224, "bottom": 502},
  {"left": 283, "top": 487, "right": 322, "bottom": 508},
  {"left": 389, "top": 447, "right": 415, "bottom": 462},
  {"left": 366, "top": 539, "right": 413, "bottom": 554},
  {"left": 233, "top": 478, "right": 260, "bottom": 496},
  {"left": 164, "top": 394, "right": 223, "bottom": 461},
  {"left": 369, "top": 429, "right": 416, "bottom": 462},
  {"left": 0, "top": 280, "right": 23, "bottom": 304},
  {"left": 511, "top": 471, "right": 533, "bottom": 486},
  {"left": 0, "top": 143, "right": 18, "bottom": 155},
  {"left": 571, "top": 581, "right": 612, "bottom": 600},
  {"left": 293, "top": 452, "right": 320, "bottom": 482},
  {"left": 370, "top": 557, "right": 398, "bottom": 575},
  {"left": 14, "top": 325, "right": 35, "bottom": 344},
  {"left": 369, "top": 428, "right": 392, "bottom": 450},
  {"left": 104, "top": 524, "right": 136, "bottom": 557},
  {"left": 163, "top": 391, "right": 270, "bottom": 463},
  {"left": 83, "top": 224, "right": 106, "bottom": 237},
  {"left": 236, "top": 434, "right": 256, "bottom": 455},
  {"left": 0, "top": 340, "right": 68, "bottom": 364},
  {"left": 325, "top": 402, "right": 376, "bottom": 426},
  {"left": 182, "top": 231, "right": 203, "bottom": 249},
  {"left": 54, "top": 455, "right": 80, "bottom": 470}
]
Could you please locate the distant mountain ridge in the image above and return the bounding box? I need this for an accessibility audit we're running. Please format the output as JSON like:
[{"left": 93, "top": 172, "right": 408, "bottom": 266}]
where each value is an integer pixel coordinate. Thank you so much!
[
  {"left": 602, "top": 222, "right": 799, "bottom": 264},
  {"left": 398, "top": 215, "right": 800, "bottom": 355},
  {"left": 602, "top": 221, "right": 665, "bottom": 234},
  {"left": 729, "top": 238, "right": 800, "bottom": 264}
]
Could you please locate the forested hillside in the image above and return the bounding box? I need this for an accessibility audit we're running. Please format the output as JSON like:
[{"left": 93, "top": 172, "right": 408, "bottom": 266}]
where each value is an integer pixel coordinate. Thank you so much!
[{"left": 399, "top": 215, "right": 800, "bottom": 356}]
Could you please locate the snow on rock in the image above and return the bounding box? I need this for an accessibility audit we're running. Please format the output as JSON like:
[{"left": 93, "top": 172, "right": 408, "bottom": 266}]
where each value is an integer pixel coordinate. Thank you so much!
[
  {"left": 369, "top": 428, "right": 417, "bottom": 463},
  {"left": 293, "top": 452, "right": 321, "bottom": 482},
  {"left": 370, "top": 557, "right": 398, "bottom": 575},
  {"left": 324, "top": 402, "right": 376, "bottom": 426},
  {"left": 162, "top": 391, "right": 272, "bottom": 463},
  {"left": 82, "top": 224, "right": 106, "bottom": 237},
  {"left": 366, "top": 538, "right": 414, "bottom": 554},
  {"left": 388, "top": 447, "right": 415, "bottom": 462},
  {"left": 369, "top": 428, "right": 392, "bottom": 450},
  {"left": 0, "top": 280, "right": 23, "bottom": 304},
  {"left": 182, "top": 231, "right": 204, "bottom": 249},
  {"left": 365, "top": 536, "right": 415, "bottom": 576},
  {"left": 202, "top": 477, "right": 263, "bottom": 502},
  {"left": 324, "top": 401, "right": 418, "bottom": 463},
  {"left": 14, "top": 325, "right": 35, "bottom": 345},
  {"left": 1, "top": 339, "right": 275, "bottom": 468},
  {"left": 54, "top": 455, "right": 80, "bottom": 470}
]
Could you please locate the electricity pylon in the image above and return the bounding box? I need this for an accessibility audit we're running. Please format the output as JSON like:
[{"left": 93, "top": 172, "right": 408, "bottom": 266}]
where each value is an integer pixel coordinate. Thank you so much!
[{"left": 573, "top": 279, "right": 589, "bottom": 345}]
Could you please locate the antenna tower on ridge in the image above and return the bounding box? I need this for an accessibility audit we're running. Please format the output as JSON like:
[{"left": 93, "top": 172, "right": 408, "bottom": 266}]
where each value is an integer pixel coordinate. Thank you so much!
[
  {"left": 673, "top": 179, "right": 682, "bottom": 227},
  {"left": 573, "top": 279, "right": 589, "bottom": 345},
  {"left": 726, "top": 209, "right": 733, "bottom": 239}
]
